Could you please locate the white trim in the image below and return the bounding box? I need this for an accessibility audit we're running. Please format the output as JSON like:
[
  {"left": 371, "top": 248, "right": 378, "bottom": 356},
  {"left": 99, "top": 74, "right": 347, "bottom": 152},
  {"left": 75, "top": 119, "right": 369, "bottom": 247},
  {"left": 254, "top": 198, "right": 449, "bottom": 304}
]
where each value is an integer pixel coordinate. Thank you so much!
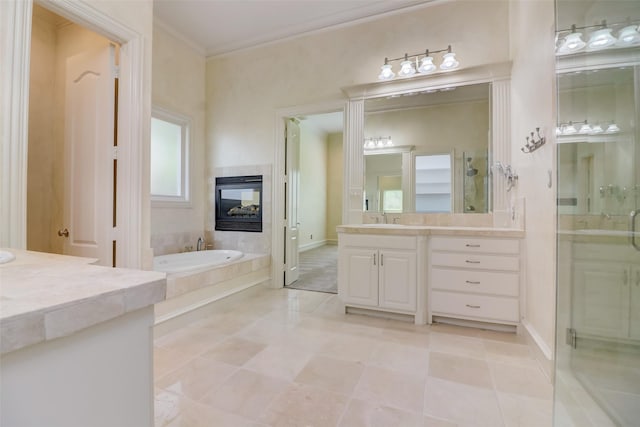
[
  {"left": 1, "top": 0, "right": 32, "bottom": 249},
  {"left": 153, "top": 17, "right": 206, "bottom": 57},
  {"left": 521, "top": 319, "right": 554, "bottom": 361},
  {"left": 1, "top": 0, "right": 147, "bottom": 268},
  {"left": 272, "top": 100, "right": 346, "bottom": 289}
]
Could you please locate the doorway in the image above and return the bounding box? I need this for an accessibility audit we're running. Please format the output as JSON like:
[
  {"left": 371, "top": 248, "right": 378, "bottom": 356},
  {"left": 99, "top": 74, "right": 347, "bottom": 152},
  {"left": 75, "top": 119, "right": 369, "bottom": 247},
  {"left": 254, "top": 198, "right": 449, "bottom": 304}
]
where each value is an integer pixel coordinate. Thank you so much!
[
  {"left": 27, "top": 5, "right": 117, "bottom": 266},
  {"left": 282, "top": 111, "right": 344, "bottom": 293}
]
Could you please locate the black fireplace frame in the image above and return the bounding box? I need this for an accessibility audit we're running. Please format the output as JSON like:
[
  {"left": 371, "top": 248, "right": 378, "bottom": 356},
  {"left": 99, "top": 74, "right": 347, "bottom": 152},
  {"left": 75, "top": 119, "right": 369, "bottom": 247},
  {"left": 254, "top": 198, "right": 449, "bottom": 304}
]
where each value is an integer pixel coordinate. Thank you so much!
[{"left": 214, "top": 175, "right": 263, "bottom": 232}]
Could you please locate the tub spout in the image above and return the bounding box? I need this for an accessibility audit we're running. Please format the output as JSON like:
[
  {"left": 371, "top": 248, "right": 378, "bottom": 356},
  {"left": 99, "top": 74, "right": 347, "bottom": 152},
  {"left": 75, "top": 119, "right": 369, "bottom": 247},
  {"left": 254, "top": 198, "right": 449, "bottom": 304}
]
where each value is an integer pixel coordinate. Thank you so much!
[{"left": 197, "top": 237, "right": 205, "bottom": 251}]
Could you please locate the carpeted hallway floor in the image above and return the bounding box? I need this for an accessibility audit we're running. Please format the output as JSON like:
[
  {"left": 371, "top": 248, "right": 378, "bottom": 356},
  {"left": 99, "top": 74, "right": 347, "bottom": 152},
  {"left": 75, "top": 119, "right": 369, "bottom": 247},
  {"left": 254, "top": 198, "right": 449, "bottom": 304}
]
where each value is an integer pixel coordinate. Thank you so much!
[{"left": 285, "top": 244, "right": 337, "bottom": 294}]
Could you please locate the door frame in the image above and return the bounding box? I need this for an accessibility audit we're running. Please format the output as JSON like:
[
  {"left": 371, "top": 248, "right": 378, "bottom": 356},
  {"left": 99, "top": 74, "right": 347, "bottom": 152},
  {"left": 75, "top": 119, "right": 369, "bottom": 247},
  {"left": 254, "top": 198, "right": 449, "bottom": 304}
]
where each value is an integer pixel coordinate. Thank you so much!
[
  {"left": 1, "top": 0, "right": 146, "bottom": 268},
  {"left": 272, "top": 100, "right": 346, "bottom": 288}
]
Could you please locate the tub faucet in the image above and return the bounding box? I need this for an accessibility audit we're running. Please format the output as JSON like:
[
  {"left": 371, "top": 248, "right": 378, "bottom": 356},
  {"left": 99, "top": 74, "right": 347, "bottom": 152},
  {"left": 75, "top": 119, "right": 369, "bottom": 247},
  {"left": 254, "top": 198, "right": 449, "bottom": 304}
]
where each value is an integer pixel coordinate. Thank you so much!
[{"left": 197, "top": 237, "right": 205, "bottom": 251}]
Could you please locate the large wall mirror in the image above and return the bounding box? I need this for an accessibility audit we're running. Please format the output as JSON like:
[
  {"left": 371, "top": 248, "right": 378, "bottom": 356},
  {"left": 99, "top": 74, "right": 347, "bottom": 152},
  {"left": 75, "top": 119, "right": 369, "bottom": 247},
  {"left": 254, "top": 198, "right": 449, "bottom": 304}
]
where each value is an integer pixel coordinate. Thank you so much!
[{"left": 363, "top": 82, "right": 491, "bottom": 214}]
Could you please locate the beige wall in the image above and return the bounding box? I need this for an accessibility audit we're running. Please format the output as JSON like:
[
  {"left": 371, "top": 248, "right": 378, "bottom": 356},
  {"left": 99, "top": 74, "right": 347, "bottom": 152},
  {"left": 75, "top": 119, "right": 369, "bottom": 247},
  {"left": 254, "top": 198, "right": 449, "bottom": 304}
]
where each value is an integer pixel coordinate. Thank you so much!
[
  {"left": 509, "top": 0, "right": 557, "bottom": 376},
  {"left": 205, "top": 1, "right": 510, "bottom": 171},
  {"left": 299, "top": 122, "right": 328, "bottom": 249},
  {"left": 150, "top": 23, "right": 206, "bottom": 255},
  {"left": 326, "top": 132, "right": 343, "bottom": 243}
]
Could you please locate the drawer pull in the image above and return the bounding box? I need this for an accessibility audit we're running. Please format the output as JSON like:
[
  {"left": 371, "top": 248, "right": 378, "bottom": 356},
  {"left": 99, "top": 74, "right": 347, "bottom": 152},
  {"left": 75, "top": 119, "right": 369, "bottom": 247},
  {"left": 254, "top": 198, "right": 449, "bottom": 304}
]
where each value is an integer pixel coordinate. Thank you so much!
[
  {"left": 465, "top": 304, "right": 481, "bottom": 309},
  {"left": 465, "top": 260, "right": 481, "bottom": 264},
  {"left": 465, "top": 244, "right": 480, "bottom": 248},
  {"left": 465, "top": 280, "right": 480, "bottom": 285}
]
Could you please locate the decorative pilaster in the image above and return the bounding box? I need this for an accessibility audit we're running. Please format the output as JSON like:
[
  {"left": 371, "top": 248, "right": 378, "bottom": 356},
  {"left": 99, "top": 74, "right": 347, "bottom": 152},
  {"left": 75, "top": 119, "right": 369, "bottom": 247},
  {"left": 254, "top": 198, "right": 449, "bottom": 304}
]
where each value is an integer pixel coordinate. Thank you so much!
[{"left": 343, "top": 98, "right": 365, "bottom": 224}]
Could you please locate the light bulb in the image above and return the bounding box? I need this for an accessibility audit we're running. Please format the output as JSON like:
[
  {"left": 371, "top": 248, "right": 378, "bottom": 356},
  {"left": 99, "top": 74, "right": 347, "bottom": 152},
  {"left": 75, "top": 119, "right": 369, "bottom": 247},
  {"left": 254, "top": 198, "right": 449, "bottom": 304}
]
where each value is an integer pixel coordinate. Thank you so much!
[
  {"left": 378, "top": 63, "right": 395, "bottom": 80},
  {"left": 557, "top": 32, "right": 586, "bottom": 54},
  {"left": 398, "top": 60, "right": 416, "bottom": 77},
  {"left": 386, "top": 137, "right": 393, "bottom": 146},
  {"left": 556, "top": 127, "right": 562, "bottom": 136},
  {"left": 439, "top": 52, "right": 459, "bottom": 70},
  {"left": 606, "top": 123, "right": 620, "bottom": 133},
  {"left": 587, "top": 28, "right": 617, "bottom": 49},
  {"left": 590, "top": 124, "right": 603, "bottom": 134},
  {"left": 563, "top": 122, "right": 577, "bottom": 135},
  {"left": 617, "top": 25, "right": 640, "bottom": 46},
  {"left": 418, "top": 56, "right": 436, "bottom": 74},
  {"left": 376, "top": 138, "right": 384, "bottom": 147},
  {"left": 578, "top": 122, "right": 592, "bottom": 134}
]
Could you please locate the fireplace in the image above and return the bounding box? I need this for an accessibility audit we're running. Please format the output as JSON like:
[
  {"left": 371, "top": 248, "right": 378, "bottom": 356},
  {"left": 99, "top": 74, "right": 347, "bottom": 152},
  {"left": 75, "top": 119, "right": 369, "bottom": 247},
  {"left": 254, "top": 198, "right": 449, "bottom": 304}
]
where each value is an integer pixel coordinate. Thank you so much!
[{"left": 215, "top": 175, "right": 263, "bottom": 232}]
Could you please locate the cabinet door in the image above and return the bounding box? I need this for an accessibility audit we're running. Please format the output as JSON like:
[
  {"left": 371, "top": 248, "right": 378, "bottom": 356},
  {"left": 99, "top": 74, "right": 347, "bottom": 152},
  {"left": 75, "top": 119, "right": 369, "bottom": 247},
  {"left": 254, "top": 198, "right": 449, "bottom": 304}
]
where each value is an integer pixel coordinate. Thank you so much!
[
  {"left": 339, "top": 248, "right": 378, "bottom": 307},
  {"left": 572, "top": 262, "right": 630, "bottom": 339},
  {"left": 379, "top": 250, "right": 416, "bottom": 311},
  {"left": 630, "top": 267, "right": 640, "bottom": 340}
]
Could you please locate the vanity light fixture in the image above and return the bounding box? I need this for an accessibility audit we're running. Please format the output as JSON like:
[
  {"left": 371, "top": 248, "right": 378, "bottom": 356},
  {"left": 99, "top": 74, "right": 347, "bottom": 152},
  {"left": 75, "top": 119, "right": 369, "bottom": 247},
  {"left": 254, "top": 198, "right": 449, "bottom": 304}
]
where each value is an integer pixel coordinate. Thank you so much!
[
  {"left": 556, "top": 19, "right": 640, "bottom": 55},
  {"left": 364, "top": 136, "right": 393, "bottom": 149},
  {"left": 578, "top": 121, "right": 592, "bottom": 134},
  {"left": 377, "top": 45, "right": 460, "bottom": 81},
  {"left": 557, "top": 120, "right": 621, "bottom": 137},
  {"left": 606, "top": 122, "right": 620, "bottom": 133}
]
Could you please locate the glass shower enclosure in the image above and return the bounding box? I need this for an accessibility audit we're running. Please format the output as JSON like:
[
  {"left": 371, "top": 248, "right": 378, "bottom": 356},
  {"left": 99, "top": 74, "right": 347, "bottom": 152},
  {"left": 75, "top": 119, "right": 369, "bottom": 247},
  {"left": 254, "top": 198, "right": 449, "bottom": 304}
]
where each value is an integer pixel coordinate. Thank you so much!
[{"left": 554, "top": 1, "right": 640, "bottom": 426}]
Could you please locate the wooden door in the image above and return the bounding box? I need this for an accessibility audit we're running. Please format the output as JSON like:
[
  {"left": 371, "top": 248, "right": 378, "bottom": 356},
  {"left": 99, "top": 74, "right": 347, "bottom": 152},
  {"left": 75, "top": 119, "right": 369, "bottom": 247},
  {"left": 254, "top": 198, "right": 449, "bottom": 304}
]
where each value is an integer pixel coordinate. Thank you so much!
[{"left": 60, "top": 45, "right": 115, "bottom": 266}]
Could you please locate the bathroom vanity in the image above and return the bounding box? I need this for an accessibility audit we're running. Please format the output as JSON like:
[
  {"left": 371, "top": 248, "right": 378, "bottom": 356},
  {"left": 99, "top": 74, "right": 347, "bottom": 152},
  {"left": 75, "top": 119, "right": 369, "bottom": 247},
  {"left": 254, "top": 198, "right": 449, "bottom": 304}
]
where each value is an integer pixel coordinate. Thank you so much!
[
  {"left": 337, "top": 224, "right": 524, "bottom": 327},
  {"left": 0, "top": 249, "right": 166, "bottom": 427}
]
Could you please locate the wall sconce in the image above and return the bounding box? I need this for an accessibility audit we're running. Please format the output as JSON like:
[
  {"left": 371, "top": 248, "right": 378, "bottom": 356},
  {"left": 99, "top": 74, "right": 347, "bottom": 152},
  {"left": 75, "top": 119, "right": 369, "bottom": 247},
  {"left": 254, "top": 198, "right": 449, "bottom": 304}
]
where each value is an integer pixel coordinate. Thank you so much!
[
  {"left": 493, "top": 162, "right": 518, "bottom": 192},
  {"left": 556, "top": 19, "right": 640, "bottom": 55},
  {"left": 364, "top": 136, "right": 393, "bottom": 149},
  {"left": 378, "top": 45, "right": 460, "bottom": 81},
  {"left": 521, "top": 127, "right": 546, "bottom": 154}
]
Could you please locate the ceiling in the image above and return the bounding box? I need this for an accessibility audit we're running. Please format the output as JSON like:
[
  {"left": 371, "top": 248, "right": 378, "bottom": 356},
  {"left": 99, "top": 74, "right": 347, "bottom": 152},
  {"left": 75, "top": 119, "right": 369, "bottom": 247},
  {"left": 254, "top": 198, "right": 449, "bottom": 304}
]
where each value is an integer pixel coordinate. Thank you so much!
[{"left": 153, "top": 0, "right": 434, "bottom": 57}]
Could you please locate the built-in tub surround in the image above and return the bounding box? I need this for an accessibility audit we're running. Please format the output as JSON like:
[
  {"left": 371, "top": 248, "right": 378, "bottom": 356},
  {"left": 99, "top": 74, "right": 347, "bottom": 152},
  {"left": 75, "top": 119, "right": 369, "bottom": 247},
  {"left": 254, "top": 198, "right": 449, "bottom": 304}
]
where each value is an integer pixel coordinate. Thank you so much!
[
  {"left": 154, "top": 252, "right": 270, "bottom": 336},
  {"left": 154, "top": 249, "right": 244, "bottom": 274},
  {"left": 0, "top": 249, "right": 166, "bottom": 426},
  {"left": 151, "top": 230, "right": 206, "bottom": 256}
]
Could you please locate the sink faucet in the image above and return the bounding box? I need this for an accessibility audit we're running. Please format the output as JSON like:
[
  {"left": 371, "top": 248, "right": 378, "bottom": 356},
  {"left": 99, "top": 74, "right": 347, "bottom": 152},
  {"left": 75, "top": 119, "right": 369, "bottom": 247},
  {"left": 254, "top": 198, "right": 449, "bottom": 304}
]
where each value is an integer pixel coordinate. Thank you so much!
[{"left": 197, "top": 237, "right": 205, "bottom": 251}]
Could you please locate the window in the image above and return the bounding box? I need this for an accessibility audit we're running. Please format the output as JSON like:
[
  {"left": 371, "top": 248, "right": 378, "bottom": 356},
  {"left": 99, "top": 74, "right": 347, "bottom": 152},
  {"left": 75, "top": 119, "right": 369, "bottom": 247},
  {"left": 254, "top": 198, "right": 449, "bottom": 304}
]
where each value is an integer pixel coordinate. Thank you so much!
[{"left": 150, "top": 107, "right": 190, "bottom": 206}]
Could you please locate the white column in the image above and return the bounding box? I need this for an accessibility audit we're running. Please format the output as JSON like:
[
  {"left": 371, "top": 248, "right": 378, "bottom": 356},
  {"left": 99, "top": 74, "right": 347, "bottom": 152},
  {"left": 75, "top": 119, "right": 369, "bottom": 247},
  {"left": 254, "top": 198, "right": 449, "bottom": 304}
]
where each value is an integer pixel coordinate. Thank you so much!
[{"left": 343, "top": 98, "right": 365, "bottom": 224}]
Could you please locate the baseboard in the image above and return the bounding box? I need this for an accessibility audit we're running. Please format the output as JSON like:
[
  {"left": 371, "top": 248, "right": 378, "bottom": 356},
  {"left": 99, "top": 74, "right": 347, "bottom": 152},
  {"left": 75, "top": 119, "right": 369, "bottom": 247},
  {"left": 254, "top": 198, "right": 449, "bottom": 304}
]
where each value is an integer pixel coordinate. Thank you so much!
[
  {"left": 521, "top": 319, "right": 554, "bottom": 381},
  {"left": 299, "top": 240, "right": 327, "bottom": 252}
]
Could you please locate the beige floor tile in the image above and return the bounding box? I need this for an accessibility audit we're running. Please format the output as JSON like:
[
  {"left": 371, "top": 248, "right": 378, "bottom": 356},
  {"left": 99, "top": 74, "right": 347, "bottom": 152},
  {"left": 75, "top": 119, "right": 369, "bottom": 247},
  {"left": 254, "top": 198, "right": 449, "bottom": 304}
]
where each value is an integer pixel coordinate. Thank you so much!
[
  {"left": 154, "top": 345, "right": 193, "bottom": 379},
  {"left": 244, "top": 343, "right": 313, "bottom": 381},
  {"left": 200, "top": 336, "right": 267, "bottom": 366},
  {"left": 272, "top": 326, "right": 336, "bottom": 352},
  {"left": 428, "top": 351, "right": 493, "bottom": 389},
  {"left": 497, "top": 392, "right": 553, "bottom": 427},
  {"left": 381, "top": 328, "right": 431, "bottom": 348},
  {"left": 423, "top": 377, "right": 503, "bottom": 427},
  {"left": 318, "top": 334, "right": 379, "bottom": 363},
  {"left": 353, "top": 365, "right": 425, "bottom": 413},
  {"left": 190, "top": 311, "right": 261, "bottom": 335},
  {"left": 285, "top": 290, "right": 334, "bottom": 313},
  {"left": 155, "top": 356, "right": 238, "bottom": 401},
  {"left": 429, "top": 332, "right": 486, "bottom": 360},
  {"left": 339, "top": 398, "right": 425, "bottom": 427},
  {"left": 294, "top": 355, "right": 364, "bottom": 395},
  {"left": 478, "top": 329, "right": 527, "bottom": 344},
  {"left": 259, "top": 383, "right": 349, "bottom": 427},
  {"left": 483, "top": 340, "right": 538, "bottom": 368},
  {"left": 490, "top": 361, "right": 553, "bottom": 400},
  {"left": 367, "top": 341, "right": 429, "bottom": 377},
  {"left": 155, "top": 326, "right": 228, "bottom": 356},
  {"left": 200, "top": 368, "right": 289, "bottom": 420},
  {"left": 423, "top": 415, "right": 458, "bottom": 427},
  {"left": 428, "top": 323, "right": 482, "bottom": 338},
  {"left": 155, "top": 389, "right": 262, "bottom": 427},
  {"left": 237, "top": 318, "right": 297, "bottom": 344}
]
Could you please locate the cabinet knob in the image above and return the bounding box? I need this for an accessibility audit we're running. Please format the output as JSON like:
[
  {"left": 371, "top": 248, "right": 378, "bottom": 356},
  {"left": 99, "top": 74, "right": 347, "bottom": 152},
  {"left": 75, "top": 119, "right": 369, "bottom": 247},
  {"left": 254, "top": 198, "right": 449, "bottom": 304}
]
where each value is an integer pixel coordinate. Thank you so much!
[{"left": 57, "top": 228, "right": 69, "bottom": 238}]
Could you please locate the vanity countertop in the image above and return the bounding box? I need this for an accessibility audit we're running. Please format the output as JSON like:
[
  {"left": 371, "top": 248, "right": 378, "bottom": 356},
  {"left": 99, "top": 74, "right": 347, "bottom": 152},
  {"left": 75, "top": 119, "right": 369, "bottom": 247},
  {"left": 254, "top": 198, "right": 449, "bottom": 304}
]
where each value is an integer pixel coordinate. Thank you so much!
[
  {"left": 0, "top": 249, "right": 166, "bottom": 355},
  {"left": 337, "top": 224, "right": 524, "bottom": 238}
]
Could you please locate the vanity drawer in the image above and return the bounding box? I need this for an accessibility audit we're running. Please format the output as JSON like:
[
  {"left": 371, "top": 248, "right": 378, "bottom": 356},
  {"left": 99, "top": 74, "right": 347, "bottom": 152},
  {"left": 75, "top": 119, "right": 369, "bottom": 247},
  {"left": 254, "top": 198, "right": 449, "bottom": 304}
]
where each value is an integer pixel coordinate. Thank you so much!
[
  {"left": 430, "top": 237, "right": 519, "bottom": 254},
  {"left": 431, "top": 291, "right": 519, "bottom": 322},
  {"left": 430, "top": 268, "right": 518, "bottom": 296},
  {"left": 430, "top": 252, "right": 519, "bottom": 272}
]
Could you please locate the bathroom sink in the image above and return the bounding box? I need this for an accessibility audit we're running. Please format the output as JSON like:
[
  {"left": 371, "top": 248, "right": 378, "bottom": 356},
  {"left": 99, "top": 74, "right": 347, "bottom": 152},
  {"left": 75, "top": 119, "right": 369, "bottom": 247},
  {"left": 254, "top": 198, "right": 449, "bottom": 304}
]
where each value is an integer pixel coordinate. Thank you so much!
[
  {"left": 358, "top": 223, "right": 407, "bottom": 228},
  {"left": 0, "top": 250, "right": 15, "bottom": 264}
]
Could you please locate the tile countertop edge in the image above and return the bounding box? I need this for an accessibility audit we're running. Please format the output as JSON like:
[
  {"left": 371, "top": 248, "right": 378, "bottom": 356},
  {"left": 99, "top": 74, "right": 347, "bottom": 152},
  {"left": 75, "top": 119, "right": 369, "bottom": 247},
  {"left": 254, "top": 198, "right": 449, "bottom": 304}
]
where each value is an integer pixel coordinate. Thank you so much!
[
  {"left": 0, "top": 276, "right": 166, "bottom": 356},
  {"left": 336, "top": 225, "right": 525, "bottom": 238}
]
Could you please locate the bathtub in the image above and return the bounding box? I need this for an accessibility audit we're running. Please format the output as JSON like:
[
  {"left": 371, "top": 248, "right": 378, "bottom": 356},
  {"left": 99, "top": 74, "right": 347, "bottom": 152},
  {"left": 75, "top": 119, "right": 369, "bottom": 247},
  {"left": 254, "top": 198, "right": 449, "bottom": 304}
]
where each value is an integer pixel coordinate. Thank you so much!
[{"left": 153, "top": 249, "right": 244, "bottom": 274}]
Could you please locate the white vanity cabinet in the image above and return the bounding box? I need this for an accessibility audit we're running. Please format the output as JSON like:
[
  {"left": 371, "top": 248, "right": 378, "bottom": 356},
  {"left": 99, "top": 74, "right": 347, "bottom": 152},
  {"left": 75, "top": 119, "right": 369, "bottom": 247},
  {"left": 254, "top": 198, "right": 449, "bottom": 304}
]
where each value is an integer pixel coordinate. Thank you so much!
[
  {"left": 571, "top": 242, "right": 640, "bottom": 341},
  {"left": 338, "top": 233, "right": 426, "bottom": 323},
  {"left": 429, "top": 236, "right": 521, "bottom": 325}
]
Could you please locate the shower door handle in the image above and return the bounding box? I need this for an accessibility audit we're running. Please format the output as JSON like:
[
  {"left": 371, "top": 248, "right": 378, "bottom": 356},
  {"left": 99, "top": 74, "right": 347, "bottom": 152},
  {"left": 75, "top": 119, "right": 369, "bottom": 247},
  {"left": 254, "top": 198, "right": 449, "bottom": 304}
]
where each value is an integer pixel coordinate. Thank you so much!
[{"left": 630, "top": 210, "right": 640, "bottom": 251}]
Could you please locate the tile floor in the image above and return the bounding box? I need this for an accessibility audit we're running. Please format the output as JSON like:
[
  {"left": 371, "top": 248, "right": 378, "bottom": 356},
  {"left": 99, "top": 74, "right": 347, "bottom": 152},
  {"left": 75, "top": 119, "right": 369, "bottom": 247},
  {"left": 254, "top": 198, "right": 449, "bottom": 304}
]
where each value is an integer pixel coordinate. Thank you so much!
[
  {"left": 285, "top": 245, "right": 338, "bottom": 294},
  {"left": 154, "top": 286, "right": 553, "bottom": 426}
]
